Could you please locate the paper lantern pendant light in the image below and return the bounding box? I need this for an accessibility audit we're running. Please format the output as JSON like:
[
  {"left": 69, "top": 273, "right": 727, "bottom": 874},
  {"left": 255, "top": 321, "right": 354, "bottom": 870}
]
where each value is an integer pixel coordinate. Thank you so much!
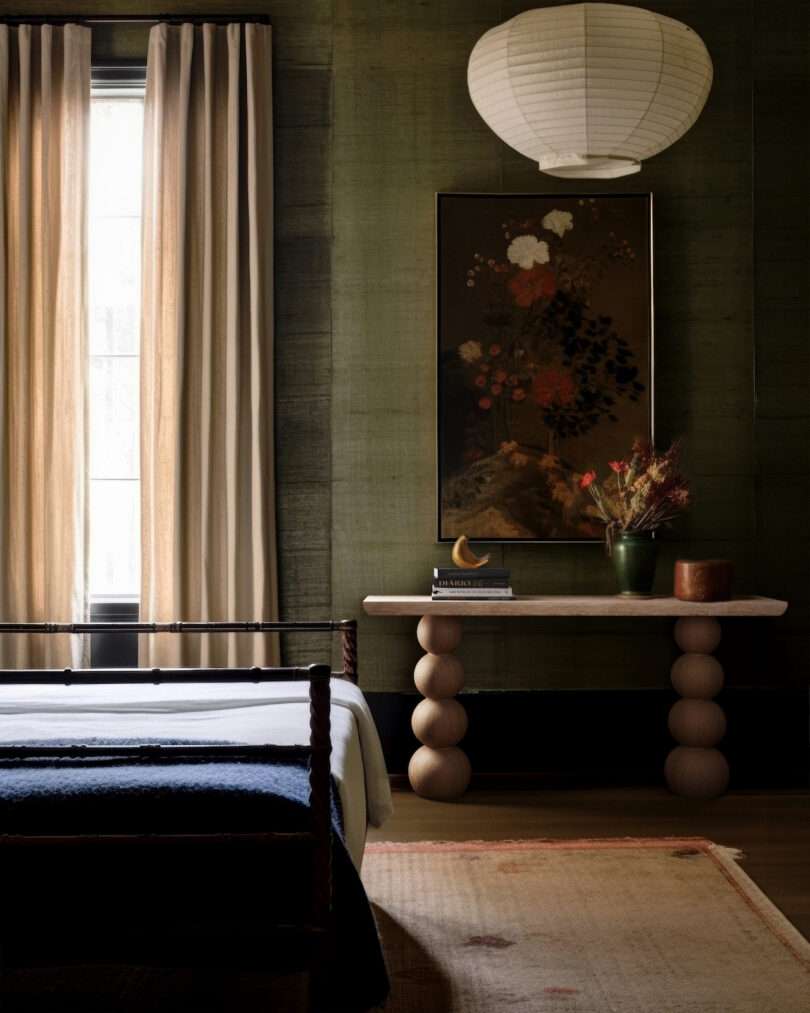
[{"left": 468, "top": 3, "right": 713, "bottom": 179}]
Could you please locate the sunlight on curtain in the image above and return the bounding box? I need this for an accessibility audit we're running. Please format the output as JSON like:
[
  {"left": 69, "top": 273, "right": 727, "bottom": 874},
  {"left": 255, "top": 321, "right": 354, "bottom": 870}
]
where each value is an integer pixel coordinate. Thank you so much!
[
  {"left": 0, "top": 25, "right": 91, "bottom": 666},
  {"left": 140, "top": 23, "right": 278, "bottom": 666}
]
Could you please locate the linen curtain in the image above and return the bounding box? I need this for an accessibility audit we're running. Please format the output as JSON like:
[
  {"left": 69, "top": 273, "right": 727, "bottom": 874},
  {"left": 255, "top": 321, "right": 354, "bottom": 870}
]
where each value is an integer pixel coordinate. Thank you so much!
[
  {"left": 0, "top": 24, "right": 90, "bottom": 667},
  {"left": 141, "top": 22, "right": 279, "bottom": 667}
]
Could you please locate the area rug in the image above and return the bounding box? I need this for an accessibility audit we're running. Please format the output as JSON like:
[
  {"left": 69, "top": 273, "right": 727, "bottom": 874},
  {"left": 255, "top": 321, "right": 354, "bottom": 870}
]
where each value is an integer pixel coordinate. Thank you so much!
[{"left": 362, "top": 838, "right": 810, "bottom": 1013}]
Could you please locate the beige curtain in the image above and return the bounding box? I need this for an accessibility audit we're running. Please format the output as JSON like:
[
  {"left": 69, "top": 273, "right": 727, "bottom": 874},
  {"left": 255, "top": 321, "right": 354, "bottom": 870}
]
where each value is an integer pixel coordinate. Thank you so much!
[
  {"left": 141, "top": 23, "right": 279, "bottom": 668},
  {"left": 0, "top": 24, "right": 90, "bottom": 668}
]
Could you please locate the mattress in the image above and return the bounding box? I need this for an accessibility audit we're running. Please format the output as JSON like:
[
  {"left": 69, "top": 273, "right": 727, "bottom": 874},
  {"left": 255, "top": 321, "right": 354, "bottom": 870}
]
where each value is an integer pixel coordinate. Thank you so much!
[{"left": 0, "top": 677, "right": 392, "bottom": 868}]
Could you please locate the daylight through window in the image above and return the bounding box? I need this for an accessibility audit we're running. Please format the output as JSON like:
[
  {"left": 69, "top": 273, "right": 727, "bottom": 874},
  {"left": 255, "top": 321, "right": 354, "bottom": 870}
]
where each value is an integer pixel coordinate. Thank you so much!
[{"left": 88, "top": 92, "right": 144, "bottom": 601}]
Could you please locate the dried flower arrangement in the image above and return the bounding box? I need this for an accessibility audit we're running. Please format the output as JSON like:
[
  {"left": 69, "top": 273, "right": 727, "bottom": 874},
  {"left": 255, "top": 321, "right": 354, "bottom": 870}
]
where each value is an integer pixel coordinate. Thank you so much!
[{"left": 579, "top": 439, "right": 690, "bottom": 552}]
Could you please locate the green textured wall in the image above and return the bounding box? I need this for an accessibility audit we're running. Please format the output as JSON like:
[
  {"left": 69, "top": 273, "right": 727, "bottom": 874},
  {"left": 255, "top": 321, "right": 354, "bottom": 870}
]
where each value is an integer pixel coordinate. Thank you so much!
[
  {"left": 6, "top": 1, "right": 808, "bottom": 693},
  {"left": 331, "top": 0, "right": 810, "bottom": 692}
]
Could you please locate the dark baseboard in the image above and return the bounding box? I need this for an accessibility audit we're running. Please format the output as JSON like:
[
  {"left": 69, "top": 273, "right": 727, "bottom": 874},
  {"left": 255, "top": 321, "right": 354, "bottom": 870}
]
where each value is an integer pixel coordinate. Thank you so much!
[{"left": 366, "top": 688, "right": 810, "bottom": 790}]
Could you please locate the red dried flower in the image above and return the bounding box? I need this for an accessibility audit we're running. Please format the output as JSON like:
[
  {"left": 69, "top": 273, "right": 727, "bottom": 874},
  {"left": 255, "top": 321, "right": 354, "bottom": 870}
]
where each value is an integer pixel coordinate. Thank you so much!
[
  {"left": 608, "top": 460, "right": 628, "bottom": 473},
  {"left": 579, "top": 470, "right": 597, "bottom": 489},
  {"left": 508, "top": 265, "right": 556, "bottom": 308},
  {"left": 532, "top": 368, "right": 576, "bottom": 408}
]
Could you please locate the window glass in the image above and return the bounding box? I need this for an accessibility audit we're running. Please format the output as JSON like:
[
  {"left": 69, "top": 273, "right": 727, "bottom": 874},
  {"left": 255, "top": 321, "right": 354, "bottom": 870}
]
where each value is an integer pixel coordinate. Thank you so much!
[{"left": 88, "top": 94, "right": 144, "bottom": 600}]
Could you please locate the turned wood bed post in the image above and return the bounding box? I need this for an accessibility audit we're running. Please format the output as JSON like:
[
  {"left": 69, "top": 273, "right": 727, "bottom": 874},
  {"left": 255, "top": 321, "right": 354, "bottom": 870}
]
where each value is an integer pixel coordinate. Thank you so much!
[
  {"left": 307, "top": 664, "right": 333, "bottom": 929},
  {"left": 338, "top": 619, "right": 358, "bottom": 683}
]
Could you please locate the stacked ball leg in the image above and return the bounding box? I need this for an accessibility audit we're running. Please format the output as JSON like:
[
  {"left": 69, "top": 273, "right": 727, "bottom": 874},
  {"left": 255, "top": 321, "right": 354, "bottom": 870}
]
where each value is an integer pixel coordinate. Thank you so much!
[
  {"left": 408, "top": 615, "right": 471, "bottom": 800},
  {"left": 665, "top": 617, "right": 729, "bottom": 799}
]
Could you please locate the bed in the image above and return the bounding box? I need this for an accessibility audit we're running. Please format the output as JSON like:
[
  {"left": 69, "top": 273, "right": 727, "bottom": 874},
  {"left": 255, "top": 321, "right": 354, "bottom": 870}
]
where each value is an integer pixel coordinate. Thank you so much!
[{"left": 0, "top": 620, "right": 392, "bottom": 1013}]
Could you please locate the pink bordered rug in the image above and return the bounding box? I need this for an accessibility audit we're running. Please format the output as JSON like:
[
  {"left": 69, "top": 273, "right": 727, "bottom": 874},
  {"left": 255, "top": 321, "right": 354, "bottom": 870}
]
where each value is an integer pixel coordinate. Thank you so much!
[{"left": 362, "top": 838, "right": 810, "bottom": 1013}]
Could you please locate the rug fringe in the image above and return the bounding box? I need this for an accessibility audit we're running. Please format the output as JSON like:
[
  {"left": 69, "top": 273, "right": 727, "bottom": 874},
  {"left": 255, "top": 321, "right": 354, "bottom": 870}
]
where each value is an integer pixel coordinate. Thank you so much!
[
  {"left": 711, "top": 843, "right": 746, "bottom": 863},
  {"left": 367, "top": 836, "right": 719, "bottom": 853}
]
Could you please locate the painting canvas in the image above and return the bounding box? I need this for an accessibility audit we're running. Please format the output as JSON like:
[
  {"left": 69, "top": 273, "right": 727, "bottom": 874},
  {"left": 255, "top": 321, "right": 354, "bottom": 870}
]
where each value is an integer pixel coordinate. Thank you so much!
[{"left": 437, "top": 193, "right": 653, "bottom": 542}]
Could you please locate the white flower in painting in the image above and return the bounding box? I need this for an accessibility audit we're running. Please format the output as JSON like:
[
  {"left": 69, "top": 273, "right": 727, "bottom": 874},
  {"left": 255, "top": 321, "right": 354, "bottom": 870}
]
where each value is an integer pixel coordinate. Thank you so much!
[
  {"left": 542, "top": 209, "right": 574, "bottom": 239},
  {"left": 506, "top": 234, "right": 550, "bottom": 270},
  {"left": 458, "top": 340, "right": 483, "bottom": 364}
]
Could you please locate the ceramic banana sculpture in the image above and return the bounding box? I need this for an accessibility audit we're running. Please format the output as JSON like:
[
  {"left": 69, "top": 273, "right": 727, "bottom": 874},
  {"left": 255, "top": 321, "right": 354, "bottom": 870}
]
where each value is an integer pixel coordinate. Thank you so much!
[{"left": 451, "top": 535, "right": 489, "bottom": 570}]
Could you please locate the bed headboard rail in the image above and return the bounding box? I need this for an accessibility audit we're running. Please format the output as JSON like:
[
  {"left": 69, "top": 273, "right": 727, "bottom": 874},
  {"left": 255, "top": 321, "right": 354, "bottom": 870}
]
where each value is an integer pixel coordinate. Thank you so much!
[{"left": 0, "top": 618, "right": 359, "bottom": 683}]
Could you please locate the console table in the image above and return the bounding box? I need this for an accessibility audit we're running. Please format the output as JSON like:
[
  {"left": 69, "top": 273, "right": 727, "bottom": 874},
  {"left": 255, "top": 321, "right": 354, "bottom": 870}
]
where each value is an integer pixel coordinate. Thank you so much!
[{"left": 362, "top": 595, "right": 788, "bottom": 801}]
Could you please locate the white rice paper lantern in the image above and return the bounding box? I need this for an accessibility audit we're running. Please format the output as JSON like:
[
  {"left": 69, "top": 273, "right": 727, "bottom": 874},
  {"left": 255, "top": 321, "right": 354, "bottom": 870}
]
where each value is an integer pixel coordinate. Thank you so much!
[{"left": 468, "top": 3, "right": 713, "bottom": 178}]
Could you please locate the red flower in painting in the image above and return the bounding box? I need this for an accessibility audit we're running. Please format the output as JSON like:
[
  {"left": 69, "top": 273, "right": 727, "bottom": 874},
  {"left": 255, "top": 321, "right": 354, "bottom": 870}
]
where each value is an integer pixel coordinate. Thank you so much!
[
  {"left": 490, "top": 383, "right": 503, "bottom": 396},
  {"left": 579, "top": 470, "right": 597, "bottom": 489},
  {"left": 474, "top": 374, "right": 487, "bottom": 388},
  {"left": 532, "top": 368, "right": 576, "bottom": 409},
  {"left": 512, "top": 388, "right": 526, "bottom": 402},
  {"left": 489, "top": 344, "right": 502, "bottom": 357},
  {"left": 478, "top": 396, "right": 492, "bottom": 411},
  {"left": 508, "top": 265, "right": 556, "bottom": 308}
]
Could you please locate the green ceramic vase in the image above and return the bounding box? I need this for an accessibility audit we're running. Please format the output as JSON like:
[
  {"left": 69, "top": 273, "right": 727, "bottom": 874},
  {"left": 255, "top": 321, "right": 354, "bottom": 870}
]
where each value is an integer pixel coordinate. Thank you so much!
[{"left": 611, "top": 531, "right": 658, "bottom": 597}]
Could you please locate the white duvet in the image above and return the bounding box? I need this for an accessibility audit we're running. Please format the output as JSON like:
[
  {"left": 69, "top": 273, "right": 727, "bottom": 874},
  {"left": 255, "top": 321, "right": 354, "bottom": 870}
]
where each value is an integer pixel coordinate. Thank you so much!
[{"left": 0, "top": 678, "right": 393, "bottom": 869}]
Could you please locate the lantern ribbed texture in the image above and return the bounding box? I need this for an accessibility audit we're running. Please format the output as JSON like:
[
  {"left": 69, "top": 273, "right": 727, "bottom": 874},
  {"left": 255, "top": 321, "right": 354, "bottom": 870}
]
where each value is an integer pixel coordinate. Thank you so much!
[{"left": 468, "top": 3, "right": 713, "bottom": 178}]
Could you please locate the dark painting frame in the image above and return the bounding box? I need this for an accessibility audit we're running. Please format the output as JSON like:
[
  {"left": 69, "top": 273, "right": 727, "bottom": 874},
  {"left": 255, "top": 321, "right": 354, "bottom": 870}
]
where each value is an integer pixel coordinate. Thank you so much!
[{"left": 437, "top": 192, "right": 654, "bottom": 543}]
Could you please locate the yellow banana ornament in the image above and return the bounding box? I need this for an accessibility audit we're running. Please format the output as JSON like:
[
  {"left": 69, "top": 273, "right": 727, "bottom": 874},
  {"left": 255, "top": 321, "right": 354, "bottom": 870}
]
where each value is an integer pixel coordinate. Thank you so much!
[{"left": 451, "top": 535, "right": 490, "bottom": 570}]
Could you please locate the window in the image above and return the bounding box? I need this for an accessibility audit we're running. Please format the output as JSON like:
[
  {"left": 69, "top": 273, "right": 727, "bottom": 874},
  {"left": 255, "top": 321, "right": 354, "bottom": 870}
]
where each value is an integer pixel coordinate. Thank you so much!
[{"left": 88, "top": 84, "right": 144, "bottom": 607}]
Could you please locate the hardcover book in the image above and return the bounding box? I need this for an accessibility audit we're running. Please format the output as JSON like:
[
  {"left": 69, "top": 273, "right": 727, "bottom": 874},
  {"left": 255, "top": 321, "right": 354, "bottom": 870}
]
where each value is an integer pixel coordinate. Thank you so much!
[
  {"left": 434, "top": 577, "right": 511, "bottom": 589},
  {"left": 434, "top": 567, "right": 510, "bottom": 580}
]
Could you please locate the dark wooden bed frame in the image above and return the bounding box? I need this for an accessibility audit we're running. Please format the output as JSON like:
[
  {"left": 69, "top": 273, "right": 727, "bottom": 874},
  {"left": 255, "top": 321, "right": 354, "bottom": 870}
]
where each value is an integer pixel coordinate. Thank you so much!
[{"left": 0, "top": 618, "right": 358, "bottom": 982}]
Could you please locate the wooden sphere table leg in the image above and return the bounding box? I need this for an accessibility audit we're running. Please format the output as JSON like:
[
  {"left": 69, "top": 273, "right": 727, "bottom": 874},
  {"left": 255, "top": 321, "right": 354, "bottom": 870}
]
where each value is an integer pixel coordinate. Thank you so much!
[
  {"left": 665, "top": 617, "right": 730, "bottom": 799},
  {"left": 408, "top": 615, "right": 471, "bottom": 801}
]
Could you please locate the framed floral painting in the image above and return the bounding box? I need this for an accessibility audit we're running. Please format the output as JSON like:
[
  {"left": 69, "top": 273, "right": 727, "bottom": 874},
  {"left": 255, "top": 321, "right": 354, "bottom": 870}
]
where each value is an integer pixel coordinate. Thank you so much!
[{"left": 437, "top": 192, "right": 653, "bottom": 542}]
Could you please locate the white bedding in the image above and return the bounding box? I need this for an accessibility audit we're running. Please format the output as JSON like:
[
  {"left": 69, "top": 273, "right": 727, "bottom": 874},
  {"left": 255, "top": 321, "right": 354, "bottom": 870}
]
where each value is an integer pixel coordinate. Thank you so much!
[{"left": 0, "top": 678, "right": 393, "bottom": 869}]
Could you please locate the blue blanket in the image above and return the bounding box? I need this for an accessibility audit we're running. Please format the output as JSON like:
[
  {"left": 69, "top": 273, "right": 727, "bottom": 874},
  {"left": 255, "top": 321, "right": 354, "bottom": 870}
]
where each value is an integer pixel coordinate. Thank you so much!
[
  {"left": 0, "top": 739, "right": 389, "bottom": 1012},
  {"left": 0, "top": 738, "right": 343, "bottom": 834}
]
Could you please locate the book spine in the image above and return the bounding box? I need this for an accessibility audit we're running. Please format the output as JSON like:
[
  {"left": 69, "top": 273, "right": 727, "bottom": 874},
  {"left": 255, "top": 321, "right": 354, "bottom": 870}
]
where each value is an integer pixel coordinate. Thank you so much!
[
  {"left": 432, "top": 594, "right": 515, "bottom": 601},
  {"left": 433, "top": 578, "right": 511, "bottom": 589},
  {"left": 434, "top": 569, "right": 509, "bottom": 579},
  {"left": 431, "top": 587, "right": 513, "bottom": 597}
]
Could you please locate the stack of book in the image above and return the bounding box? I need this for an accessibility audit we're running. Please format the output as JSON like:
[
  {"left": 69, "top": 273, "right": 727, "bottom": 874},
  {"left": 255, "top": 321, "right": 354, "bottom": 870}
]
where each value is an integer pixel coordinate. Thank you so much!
[{"left": 432, "top": 567, "right": 513, "bottom": 600}]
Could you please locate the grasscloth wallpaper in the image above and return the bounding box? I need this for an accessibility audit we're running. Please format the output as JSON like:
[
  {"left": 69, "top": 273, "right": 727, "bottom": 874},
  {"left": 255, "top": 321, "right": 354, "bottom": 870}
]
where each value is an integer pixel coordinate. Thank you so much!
[
  {"left": 8, "top": 1, "right": 810, "bottom": 695},
  {"left": 333, "top": 0, "right": 809, "bottom": 694}
]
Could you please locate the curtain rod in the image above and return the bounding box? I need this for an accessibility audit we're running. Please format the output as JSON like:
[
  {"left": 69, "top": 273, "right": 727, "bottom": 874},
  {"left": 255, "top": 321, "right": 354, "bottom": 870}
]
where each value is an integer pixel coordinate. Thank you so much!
[{"left": 0, "top": 14, "right": 270, "bottom": 25}]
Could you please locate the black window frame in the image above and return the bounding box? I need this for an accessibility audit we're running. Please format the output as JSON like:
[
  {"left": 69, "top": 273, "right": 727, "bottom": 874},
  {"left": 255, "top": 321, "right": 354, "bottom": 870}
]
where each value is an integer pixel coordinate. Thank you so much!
[
  {"left": 91, "top": 60, "right": 147, "bottom": 91},
  {"left": 89, "top": 600, "right": 140, "bottom": 668}
]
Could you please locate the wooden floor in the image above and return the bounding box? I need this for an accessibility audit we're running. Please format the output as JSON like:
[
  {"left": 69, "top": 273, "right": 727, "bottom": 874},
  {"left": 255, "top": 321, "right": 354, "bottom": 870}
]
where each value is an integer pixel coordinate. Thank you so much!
[{"left": 368, "top": 787, "right": 810, "bottom": 938}]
